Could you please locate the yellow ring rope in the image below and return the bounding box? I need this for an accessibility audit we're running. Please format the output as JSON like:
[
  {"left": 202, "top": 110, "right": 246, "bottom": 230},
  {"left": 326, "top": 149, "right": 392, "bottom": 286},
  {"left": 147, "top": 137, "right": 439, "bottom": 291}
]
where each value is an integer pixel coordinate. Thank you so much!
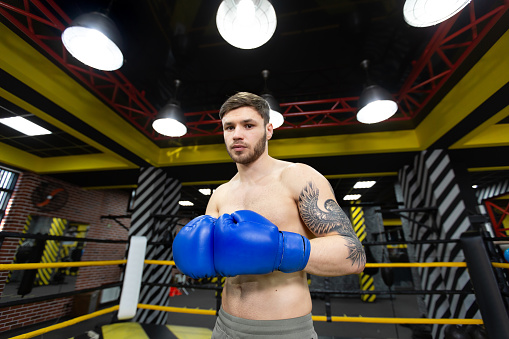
[
  {"left": 138, "top": 303, "right": 217, "bottom": 316},
  {"left": 365, "top": 262, "right": 467, "bottom": 267},
  {"left": 8, "top": 305, "right": 119, "bottom": 339},
  {"left": 492, "top": 262, "right": 509, "bottom": 269},
  {"left": 2, "top": 260, "right": 508, "bottom": 271},
  {"left": 137, "top": 304, "right": 482, "bottom": 325},
  {"left": 0, "top": 260, "right": 127, "bottom": 271}
]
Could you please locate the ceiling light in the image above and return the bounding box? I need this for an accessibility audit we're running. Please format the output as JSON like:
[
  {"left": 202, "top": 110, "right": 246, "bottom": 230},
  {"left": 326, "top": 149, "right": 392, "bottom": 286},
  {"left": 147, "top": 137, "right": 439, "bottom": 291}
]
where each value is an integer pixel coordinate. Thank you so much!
[
  {"left": 353, "top": 181, "right": 376, "bottom": 189},
  {"left": 152, "top": 80, "right": 187, "bottom": 137},
  {"left": 260, "top": 70, "right": 284, "bottom": 128},
  {"left": 0, "top": 117, "right": 52, "bottom": 136},
  {"left": 472, "top": 185, "right": 478, "bottom": 189},
  {"left": 343, "top": 194, "right": 362, "bottom": 201},
  {"left": 62, "top": 11, "right": 123, "bottom": 71},
  {"left": 199, "top": 188, "right": 212, "bottom": 196},
  {"left": 261, "top": 94, "right": 284, "bottom": 129},
  {"left": 152, "top": 103, "right": 187, "bottom": 137},
  {"left": 403, "top": 0, "right": 471, "bottom": 27},
  {"left": 216, "top": 0, "right": 277, "bottom": 49},
  {"left": 179, "top": 201, "right": 194, "bottom": 206},
  {"left": 357, "top": 60, "right": 398, "bottom": 124}
]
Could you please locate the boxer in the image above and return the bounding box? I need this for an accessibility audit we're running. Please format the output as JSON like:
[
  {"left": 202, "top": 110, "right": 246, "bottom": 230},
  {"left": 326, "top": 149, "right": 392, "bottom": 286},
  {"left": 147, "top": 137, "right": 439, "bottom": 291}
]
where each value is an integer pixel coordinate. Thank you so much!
[{"left": 174, "top": 92, "right": 365, "bottom": 338}]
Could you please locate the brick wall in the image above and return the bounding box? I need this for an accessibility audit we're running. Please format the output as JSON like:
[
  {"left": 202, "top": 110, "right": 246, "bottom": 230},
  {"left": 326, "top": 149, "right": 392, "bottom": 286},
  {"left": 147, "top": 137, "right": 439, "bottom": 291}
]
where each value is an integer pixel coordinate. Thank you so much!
[{"left": 0, "top": 171, "right": 131, "bottom": 333}]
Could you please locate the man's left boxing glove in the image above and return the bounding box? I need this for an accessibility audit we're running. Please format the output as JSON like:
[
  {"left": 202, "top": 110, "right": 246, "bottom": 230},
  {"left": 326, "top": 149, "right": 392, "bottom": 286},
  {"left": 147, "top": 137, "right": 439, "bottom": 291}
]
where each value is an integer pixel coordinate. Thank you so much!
[
  {"left": 173, "top": 215, "right": 218, "bottom": 279},
  {"left": 214, "top": 210, "right": 311, "bottom": 277}
]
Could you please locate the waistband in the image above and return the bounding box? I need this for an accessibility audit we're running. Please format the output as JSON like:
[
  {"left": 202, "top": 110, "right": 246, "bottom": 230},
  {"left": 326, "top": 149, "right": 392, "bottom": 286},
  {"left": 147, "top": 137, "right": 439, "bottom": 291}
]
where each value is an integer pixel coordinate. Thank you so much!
[{"left": 217, "top": 307, "right": 315, "bottom": 336}]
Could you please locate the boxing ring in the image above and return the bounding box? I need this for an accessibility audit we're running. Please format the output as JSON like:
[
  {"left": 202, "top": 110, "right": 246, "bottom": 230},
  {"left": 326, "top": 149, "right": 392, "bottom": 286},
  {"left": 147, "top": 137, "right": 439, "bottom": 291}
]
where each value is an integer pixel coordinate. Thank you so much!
[{"left": 1, "top": 231, "right": 508, "bottom": 338}]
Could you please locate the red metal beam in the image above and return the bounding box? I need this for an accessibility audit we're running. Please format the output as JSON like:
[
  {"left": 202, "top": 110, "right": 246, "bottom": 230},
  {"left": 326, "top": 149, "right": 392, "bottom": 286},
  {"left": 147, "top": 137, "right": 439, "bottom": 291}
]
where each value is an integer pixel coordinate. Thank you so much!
[
  {"left": 0, "top": 0, "right": 507, "bottom": 140},
  {"left": 397, "top": 1, "right": 509, "bottom": 119},
  {"left": 485, "top": 200, "right": 509, "bottom": 237}
]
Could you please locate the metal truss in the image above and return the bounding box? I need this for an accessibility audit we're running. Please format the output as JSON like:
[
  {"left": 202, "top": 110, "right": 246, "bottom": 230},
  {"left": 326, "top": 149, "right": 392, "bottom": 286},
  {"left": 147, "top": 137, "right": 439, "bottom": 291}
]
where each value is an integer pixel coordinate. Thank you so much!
[
  {"left": 0, "top": 0, "right": 508, "bottom": 140},
  {"left": 485, "top": 200, "right": 509, "bottom": 237}
]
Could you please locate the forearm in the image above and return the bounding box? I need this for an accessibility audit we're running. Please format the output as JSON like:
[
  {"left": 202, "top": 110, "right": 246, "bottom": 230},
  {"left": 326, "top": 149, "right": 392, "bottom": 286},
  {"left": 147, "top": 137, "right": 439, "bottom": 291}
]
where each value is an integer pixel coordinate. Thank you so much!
[{"left": 304, "top": 235, "right": 365, "bottom": 277}]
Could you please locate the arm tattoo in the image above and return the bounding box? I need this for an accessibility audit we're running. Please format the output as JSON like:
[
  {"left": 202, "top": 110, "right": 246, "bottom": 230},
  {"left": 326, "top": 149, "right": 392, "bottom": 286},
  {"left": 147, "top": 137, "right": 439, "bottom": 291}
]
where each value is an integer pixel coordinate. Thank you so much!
[{"left": 298, "top": 182, "right": 366, "bottom": 268}]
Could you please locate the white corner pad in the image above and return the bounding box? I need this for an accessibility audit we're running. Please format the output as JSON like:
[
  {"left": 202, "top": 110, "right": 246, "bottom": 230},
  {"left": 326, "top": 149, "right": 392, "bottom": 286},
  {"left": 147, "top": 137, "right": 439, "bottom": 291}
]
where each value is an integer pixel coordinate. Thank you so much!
[{"left": 117, "top": 236, "right": 147, "bottom": 320}]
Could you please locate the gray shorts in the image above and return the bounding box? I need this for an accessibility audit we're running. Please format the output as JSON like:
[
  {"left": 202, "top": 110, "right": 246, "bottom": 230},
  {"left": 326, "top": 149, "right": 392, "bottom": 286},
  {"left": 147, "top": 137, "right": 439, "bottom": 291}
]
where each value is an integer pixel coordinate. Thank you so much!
[{"left": 212, "top": 307, "right": 318, "bottom": 339}]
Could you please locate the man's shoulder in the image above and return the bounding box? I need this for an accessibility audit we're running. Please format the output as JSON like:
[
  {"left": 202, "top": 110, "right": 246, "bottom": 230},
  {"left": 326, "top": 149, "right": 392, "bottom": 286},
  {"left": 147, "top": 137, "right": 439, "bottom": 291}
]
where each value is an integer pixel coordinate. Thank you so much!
[{"left": 280, "top": 161, "right": 320, "bottom": 178}]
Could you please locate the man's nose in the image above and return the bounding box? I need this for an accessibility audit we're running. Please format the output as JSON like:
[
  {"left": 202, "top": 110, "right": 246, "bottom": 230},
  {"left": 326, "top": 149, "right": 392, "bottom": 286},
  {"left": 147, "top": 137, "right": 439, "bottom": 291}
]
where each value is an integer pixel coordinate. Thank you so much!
[{"left": 232, "top": 127, "right": 243, "bottom": 139}]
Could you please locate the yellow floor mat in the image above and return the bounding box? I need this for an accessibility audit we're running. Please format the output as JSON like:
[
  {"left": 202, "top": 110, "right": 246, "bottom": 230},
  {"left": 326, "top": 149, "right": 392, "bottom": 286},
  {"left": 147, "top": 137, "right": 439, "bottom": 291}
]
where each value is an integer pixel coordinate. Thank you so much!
[{"left": 166, "top": 325, "right": 213, "bottom": 338}]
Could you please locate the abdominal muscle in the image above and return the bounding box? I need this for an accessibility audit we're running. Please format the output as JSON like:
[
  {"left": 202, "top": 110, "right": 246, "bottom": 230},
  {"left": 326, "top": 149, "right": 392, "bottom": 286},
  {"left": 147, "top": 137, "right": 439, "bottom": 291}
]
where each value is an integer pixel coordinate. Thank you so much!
[{"left": 221, "top": 270, "right": 312, "bottom": 320}]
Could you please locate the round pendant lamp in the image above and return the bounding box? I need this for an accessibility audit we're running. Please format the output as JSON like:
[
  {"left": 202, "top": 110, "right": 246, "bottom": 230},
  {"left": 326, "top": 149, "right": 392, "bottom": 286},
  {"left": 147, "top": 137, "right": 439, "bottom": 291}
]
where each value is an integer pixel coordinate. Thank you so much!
[
  {"left": 260, "top": 70, "right": 284, "bottom": 128},
  {"left": 152, "top": 103, "right": 187, "bottom": 137},
  {"left": 152, "top": 80, "right": 187, "bottom": 137},
  {"left": 403, "top": 0, "right": 471, "bottom": 27},
  {"left": 62, "top": 12, "right": 123, "bottom": 71},
  {"left": 356, "top": 60, "right": 398, "bottom": 124},
  {"left": 261, "top": 94, "right": 284, "bottom": 129},
  {"left": 216, "top": 0, "right": 277, "bottom": 49},
  {"left": 357, "top": 85, "right": 398, "bottom": 124}
]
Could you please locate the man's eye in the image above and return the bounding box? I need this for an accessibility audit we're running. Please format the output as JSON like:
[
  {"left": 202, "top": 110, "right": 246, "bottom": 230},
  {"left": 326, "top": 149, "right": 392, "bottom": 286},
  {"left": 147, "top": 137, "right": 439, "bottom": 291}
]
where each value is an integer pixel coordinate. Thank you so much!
[{"left": 245, "top": 124, "right": 253, "bottom": 128}]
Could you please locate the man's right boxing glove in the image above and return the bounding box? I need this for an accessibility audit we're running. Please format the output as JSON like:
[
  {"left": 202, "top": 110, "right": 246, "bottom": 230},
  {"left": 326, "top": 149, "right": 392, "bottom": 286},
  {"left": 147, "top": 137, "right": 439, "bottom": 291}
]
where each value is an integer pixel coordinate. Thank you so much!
[
  {"left": 214, "top": 210, "right": 311, "bottom": 277},
  {"left": 172, "top": 215, "right": 217, "bottom": 279}
]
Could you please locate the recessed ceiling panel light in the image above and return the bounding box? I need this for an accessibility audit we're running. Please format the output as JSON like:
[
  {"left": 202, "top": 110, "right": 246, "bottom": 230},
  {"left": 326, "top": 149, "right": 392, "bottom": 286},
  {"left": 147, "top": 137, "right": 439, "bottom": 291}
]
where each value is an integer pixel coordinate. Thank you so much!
[
  {"left": 353, "top": 181, "right": 376, "bottom": 189},
  {"left": 179, "top": 200, "right": 194, "bottom": 206},
  {"left": 0, "top": 117, "right": 52, "bottom": 136},
  {"left": 343, "top": 194, "right": 361, "bottom": 201},
  {"left": 199, "top": 188, "right": 212, "bottom": 196}
]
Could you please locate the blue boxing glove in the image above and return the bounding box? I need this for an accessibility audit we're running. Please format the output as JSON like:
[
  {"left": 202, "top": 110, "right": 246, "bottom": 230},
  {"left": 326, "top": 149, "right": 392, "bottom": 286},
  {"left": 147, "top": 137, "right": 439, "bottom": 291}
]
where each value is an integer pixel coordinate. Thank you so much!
[
  {"left": 172, "top": 215, "right": 217, "bottom": 279},
  {"left": 214, "top": 210, "right": 311, "bottom": 277}
]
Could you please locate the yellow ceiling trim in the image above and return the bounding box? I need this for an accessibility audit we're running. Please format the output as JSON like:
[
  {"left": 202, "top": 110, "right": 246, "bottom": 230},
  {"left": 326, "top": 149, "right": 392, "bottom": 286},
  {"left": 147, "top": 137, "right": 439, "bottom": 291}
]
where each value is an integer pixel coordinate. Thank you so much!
[
  {"left": 37, "top": 153, "right": 139, "bottom": 174},
  {"left": 468, "top": 166, "right": 509, "bottom": 172},
  {"left": 450, "top": 105, "right": 509, "bottom": 149},
  {"left": 158, "top": 144, "right": 231, "bottom": 166},
  {"left": 0, "top": 142, "right": 137, "bottom": 173},
  {"left": 0, "top": 22, "right": 160, "bottom": 166},
  {"left": 268, "top": 130, "right": 421, "bottom": 159},
  {"left": 0, "top": 87, "right": 137, "bottom": 169},
  {"left": 156, "top": 130, "right": 421, "bottom": 166},
  {"left": 0, "top": 142, "right": 43, "bottom": 171},
  {"left": 456, "top": 124, "right": 509, "bottom": 148},
  {"left": 416, "top": 28, "right": 509, "bottom": 149}
]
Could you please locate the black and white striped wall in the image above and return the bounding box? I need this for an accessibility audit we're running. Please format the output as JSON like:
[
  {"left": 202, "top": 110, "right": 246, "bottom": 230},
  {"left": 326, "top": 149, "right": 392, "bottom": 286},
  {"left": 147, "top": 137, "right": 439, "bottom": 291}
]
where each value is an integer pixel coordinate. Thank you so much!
[
  {"left": 129, "top": 167, "right": 181, "bottom": 325},
  {"left": 476, "top": 179, "right": 509, "bottom": 203},
  {"left": 398, "top": 149, "right": 479, "bottom": 338}
]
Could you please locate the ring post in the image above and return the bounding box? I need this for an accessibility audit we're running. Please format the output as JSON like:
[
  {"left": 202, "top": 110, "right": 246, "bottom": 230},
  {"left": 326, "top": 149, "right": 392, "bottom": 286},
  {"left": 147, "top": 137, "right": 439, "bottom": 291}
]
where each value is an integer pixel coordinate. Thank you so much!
[{"left": 460, "top": 231, "right": 509, "bottom": 339}]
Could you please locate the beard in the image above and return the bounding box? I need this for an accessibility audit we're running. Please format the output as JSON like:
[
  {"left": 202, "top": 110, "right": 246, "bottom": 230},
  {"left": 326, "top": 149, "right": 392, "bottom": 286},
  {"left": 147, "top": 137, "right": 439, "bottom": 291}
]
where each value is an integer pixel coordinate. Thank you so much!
[{"left": 226, "top": 131, "right": 267, "bottom": 165}]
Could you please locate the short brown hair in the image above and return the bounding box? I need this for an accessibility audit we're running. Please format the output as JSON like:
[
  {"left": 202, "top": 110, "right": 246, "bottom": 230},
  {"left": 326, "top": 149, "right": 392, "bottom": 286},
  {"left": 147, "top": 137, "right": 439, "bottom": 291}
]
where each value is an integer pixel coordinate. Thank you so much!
[{"left": 219, "top": 92, "right": 270, "bottom": 125}]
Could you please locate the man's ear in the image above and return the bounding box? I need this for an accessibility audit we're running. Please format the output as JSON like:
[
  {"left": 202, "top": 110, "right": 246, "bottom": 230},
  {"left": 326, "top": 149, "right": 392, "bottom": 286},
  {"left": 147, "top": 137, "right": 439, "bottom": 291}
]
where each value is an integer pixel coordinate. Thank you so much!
[{"left": 266, "top": 123, "right": 274, "bottom": 140}]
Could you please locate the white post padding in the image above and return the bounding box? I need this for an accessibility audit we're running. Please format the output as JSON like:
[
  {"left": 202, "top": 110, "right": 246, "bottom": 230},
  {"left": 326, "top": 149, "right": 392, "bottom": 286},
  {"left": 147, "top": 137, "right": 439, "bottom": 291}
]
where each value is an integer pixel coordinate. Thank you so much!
[{"left": 118, "top": 236, "right": 147, "bottom": 320}]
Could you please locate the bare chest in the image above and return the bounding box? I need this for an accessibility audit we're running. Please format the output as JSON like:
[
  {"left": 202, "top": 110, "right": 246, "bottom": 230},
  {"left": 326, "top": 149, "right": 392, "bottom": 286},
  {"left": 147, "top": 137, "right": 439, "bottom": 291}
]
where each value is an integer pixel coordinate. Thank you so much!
[{"left": 218, "top": 183, "right": 298, "bottom": 231}]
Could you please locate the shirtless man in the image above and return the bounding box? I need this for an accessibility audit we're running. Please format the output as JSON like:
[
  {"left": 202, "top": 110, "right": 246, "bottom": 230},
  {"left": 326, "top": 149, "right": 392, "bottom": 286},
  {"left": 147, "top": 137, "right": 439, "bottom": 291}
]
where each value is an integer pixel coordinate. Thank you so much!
[{"left": 173, "top": 92, "right": 366, "bottom": 338}]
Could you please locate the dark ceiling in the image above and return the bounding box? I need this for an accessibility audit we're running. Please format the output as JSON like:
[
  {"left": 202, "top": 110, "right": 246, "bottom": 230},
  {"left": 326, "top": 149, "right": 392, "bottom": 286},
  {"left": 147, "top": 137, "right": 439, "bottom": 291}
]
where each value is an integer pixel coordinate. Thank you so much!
[{"left": 0, "top": 0, "right": 508, "bottom": 217}]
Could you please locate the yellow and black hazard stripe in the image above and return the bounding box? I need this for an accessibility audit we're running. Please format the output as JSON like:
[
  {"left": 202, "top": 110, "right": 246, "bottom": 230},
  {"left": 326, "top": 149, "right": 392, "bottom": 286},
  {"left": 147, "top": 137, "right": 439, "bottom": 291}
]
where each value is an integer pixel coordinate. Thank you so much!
[
  {"left": 35, "top": 217, "right": 67, "bottom": 285},
  {"left": 351, "top": 202, "right": 376, "bottom": 302}
]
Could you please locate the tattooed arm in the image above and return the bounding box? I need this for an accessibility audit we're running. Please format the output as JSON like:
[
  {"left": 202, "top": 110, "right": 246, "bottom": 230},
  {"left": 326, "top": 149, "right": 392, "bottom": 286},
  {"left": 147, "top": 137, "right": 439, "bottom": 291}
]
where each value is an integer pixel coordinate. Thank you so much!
[{"left": 286, "top": 164, "right": 366, "bottom": 276}]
